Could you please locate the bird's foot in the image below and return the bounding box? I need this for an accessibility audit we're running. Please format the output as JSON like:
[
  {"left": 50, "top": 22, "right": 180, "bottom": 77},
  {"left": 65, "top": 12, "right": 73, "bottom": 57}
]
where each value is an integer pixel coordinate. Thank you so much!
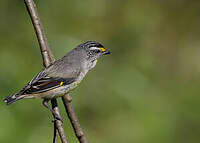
[{"left": 52, "top": 114, "right": 63, "bottom": 123}]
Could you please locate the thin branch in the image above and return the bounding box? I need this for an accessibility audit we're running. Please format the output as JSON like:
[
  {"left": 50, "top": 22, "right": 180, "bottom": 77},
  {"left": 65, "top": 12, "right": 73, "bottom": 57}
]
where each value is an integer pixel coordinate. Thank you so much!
[
  {"left": 62, "top": 94, "right": 88, "bottom": 143},
  {"left": 24, "top": 0, "right": 55, "bottom": 66},
  {"left": 51, "top": 99, "right": 68, "bottom": 143},
  {"left": 24, "top": 0, "right": 67, "bottom": 143},
  {"left": 53, "top": 120, "right": 58, "bottom": 143}
]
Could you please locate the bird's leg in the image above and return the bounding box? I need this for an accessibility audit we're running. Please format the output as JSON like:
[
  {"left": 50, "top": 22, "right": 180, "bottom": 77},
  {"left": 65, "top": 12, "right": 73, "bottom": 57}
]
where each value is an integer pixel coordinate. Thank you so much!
[{"left": 42, "top": 99, "right": 63, "bottom": 122}]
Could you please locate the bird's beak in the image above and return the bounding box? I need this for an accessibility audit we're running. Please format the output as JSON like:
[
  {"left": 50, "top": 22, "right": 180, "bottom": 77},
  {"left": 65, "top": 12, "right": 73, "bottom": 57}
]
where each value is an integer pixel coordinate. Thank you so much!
[
  {"left": 100, "top": 48, "right": 111, "bottom": 55},
  {"left": 103, "top": 49, "right": 111, "bottom": 55}
]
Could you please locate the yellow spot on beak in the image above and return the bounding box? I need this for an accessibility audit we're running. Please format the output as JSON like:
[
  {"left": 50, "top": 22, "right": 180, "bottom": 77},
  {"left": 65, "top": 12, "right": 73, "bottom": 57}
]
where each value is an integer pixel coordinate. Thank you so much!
[
  {"left": 100, "top": 47, "right": 106, "bottom": 52},
  {"left": 60, "top": 82, "right": 64, "bottom": 86}
]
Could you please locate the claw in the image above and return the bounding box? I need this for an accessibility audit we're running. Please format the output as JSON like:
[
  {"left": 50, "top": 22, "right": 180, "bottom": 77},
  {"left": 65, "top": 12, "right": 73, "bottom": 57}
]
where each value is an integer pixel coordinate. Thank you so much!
[
  {"left": 42, "top": 99, "right": 63, "bottom": 123},
  {"left": 52, "top": 115, "right": 63, "bottom": 123}
]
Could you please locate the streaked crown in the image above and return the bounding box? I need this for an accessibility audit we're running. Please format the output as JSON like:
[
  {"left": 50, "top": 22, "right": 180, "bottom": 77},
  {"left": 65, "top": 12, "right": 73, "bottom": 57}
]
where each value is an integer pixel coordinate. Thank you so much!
[{"left": 79, "top": 41, "right": 104, "bottom": 49}]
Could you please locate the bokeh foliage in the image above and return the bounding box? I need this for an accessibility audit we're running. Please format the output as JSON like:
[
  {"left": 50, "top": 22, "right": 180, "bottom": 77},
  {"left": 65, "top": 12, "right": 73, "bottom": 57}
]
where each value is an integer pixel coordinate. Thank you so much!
[{"left": 1, "top": 0, "right": 200, "bottom": 143}]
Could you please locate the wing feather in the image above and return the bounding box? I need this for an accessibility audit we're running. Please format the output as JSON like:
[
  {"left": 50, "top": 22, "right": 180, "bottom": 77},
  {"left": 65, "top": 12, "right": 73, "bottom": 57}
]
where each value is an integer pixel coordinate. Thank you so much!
[
  {"left": 18, "top": 57, "right": 81, "bottom": 96},
  {"left": 18, "top": 70, "right": 76, "bottom": 95}
]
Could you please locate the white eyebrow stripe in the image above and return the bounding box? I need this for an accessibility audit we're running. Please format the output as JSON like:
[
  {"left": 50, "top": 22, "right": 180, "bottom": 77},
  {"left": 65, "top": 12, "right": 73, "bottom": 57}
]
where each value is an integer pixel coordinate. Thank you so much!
[{"left": 89, "top": 47, "right": 100, "bottom": 50}]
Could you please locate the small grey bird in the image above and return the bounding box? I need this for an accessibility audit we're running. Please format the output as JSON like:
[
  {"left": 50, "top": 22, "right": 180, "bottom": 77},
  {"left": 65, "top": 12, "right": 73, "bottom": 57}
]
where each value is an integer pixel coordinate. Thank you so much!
[{"left": 4, "top": 41, "right": 110, "bottom": 119}]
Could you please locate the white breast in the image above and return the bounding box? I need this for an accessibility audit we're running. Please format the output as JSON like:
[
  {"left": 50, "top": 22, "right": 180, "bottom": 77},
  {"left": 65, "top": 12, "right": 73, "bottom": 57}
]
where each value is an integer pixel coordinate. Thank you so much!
[{"left": 88, "top": 59, "right": 97, "bottom": 70}]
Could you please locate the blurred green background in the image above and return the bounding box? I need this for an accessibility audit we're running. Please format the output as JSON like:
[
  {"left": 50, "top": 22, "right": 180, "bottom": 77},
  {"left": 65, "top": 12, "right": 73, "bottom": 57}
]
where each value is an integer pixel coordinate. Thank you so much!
[{"left": 1, "top": 0, "right": 200, "bottom": 143}]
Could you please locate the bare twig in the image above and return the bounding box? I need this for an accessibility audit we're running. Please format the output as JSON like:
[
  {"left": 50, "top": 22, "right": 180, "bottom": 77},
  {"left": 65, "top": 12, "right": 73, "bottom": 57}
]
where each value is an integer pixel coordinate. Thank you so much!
[
  {"left": 24, "top": 0, "right": 55, "bottom": 66},
  {"left": 52, "top": 100, "right": 58, "bottom": 143},
  {"left": 51, "top": 99, "right": 68, "bottom": 143},
  {"left": 24, "top": 0, "right": 67, "bottom": 143},
  {"left": 53, "top": 121, "right": 58, "bottom": 143},
  {"left": 62, "top": 94, "right": 88, "bottom": 143}
]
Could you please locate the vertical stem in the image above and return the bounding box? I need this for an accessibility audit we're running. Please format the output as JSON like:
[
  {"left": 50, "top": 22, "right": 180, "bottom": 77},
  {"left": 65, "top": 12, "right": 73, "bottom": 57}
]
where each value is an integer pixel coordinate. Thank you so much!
[
  {"left": 62, "top": 94, "right": 88, "bottom": 143},
  {"left": 24, "top": 0, "right": 55, "bottom": 66},
  {"left": 53, "top": 122, "right": 58, "bottom": 143},
  {"left": 51, "top": 99, "right": 68, "bottom": 143}
]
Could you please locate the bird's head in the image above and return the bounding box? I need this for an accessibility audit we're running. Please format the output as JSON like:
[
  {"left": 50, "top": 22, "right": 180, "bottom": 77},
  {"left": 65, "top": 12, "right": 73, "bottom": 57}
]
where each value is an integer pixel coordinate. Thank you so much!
[
  {"left": 76, "top": 41, "right": 110, "bottom": 70},
  {"left": 79, "top": 41, "right": 110, "bottom": 60}
]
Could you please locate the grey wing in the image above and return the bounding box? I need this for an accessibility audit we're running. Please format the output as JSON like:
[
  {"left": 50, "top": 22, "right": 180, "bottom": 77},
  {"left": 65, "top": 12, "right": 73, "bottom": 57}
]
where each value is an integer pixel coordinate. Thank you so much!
[
  {"left": 22, "top": 76, "right": 76, "bottom": 94},
  {"left": 18, "top": 70, "right": 47, "bottom": 95},
  {"left": 44, "top": 55, "right": 82, "bottom": 78},
  {"left": 18, "top": 70, "right": 77, "bottom": 95},
  {"left": 19, "top": 53, "right": 82, "bottom": 95},
  {"left": 18, "top": 58, "right": 81, "bottom": 95}
]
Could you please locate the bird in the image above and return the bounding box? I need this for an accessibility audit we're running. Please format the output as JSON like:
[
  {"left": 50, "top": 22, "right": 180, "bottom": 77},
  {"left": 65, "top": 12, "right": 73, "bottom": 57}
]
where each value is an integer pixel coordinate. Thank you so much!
[{"left": 3, "top": 41, "right": 110, "bottom": 120}]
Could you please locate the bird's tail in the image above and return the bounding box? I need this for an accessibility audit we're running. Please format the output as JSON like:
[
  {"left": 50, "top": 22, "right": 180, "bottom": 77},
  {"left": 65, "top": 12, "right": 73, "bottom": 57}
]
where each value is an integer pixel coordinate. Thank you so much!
[{"left": 3, "top": 94, "right": 25, "bottom": 105}]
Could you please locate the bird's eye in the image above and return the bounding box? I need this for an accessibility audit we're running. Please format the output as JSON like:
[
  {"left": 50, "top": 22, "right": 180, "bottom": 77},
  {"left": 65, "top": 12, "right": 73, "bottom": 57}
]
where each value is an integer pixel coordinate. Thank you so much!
[{"left": 94, "top": 50, "right": 101, "bottom": 53}]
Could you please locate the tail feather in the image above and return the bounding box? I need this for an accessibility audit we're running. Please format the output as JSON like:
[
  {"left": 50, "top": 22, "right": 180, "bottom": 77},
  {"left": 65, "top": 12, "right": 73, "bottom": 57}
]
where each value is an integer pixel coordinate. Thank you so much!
[{"left": 3, "top": 94, "right": 24, "bottom": 105}]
